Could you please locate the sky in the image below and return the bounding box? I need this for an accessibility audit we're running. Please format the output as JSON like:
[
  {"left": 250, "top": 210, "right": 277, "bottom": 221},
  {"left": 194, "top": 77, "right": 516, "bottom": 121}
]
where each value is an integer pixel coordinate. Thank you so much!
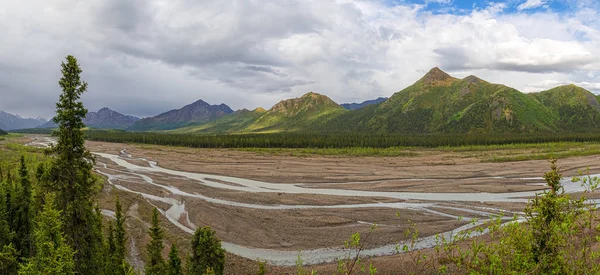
[{"left": 0, "top": 0, "right": 599, "bottom": 119}]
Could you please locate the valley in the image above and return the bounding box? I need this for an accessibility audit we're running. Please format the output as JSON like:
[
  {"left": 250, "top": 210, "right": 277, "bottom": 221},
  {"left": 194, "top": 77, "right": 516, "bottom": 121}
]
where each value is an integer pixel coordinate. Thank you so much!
[{"left": 20, "top": 136, "right": 598, "bottom": 273}]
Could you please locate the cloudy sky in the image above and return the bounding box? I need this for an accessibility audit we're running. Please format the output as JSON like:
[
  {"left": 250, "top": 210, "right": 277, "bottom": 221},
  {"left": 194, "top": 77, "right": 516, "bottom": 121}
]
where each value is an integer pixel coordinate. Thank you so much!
[{"left": 1, "top": 0, "right": 599, "bottom": 119}]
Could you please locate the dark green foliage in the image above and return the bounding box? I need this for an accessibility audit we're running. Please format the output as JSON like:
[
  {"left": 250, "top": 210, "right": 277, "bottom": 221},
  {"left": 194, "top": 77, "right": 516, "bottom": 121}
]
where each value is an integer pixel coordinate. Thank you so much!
[
  {"left": 167, "top": 244, "right": 182, "bottom": 275},
  {"left": 111, "top": 196, "right": 129, "bottom": 275},
  {"left": 146, "top": 208, "right": 165, "bottom": 275},
  {"left": 46, "top": 55, "right": 104, "bottom": 274},
  {"left": 0, "top": 130, "right": 6, "bottom": 136},
  {"left": 188, "top": 227, "right": 225, "bottom": 275},
  {"left": 18, "top": 194, "right": 75, "bottom": 275},
  {"left": 0, "top": 244, "right": 18, "bottom": 274},
  {"left": 87, "top": 130, "right": 600, "bottom": 149},
  {"left": 15, "top": 156, "right": 32, "bottom": 258}
]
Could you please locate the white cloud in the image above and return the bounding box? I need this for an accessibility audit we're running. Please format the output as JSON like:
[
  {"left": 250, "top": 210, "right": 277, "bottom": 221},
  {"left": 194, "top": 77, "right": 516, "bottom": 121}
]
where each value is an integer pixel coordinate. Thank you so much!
[
  {"left": 0, "top": 0, "right": 598, "bottom": 118},
  {"left": 517, "top": 0, "right": 546, "bottom": 11}
]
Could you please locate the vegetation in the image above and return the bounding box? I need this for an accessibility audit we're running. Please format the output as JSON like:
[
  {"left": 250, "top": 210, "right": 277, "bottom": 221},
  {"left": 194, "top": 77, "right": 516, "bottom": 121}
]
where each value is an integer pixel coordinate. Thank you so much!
[
  {"left": 0, "top": 129, "right": 6, "bottom": 136},
  {"left": 86, "top": 130, "right": 600, "bottom": 149},
  {"left": 188, "top": 227, "right": 226, "bottom": 275},
  {"left": 146, "top": 208, "right": 165, "bottom": 275}
]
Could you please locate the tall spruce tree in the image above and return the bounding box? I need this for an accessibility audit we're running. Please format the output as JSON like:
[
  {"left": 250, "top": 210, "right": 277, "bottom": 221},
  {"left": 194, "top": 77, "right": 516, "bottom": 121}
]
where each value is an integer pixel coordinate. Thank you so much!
[
  {"left": 47, "top": 55, "right": 103, "bottom": 273},
  {"left": 167, "top": 244, "right": 182, "bottom": 275},
  {"left": 16, "top": 156, "right": 32, "bottom": 258},
  {"left": 18, "top": 194, "right": 75, "bottom": 275},
  {"left": 113, "top": 196, "right": 130, "bottom": 275},
  {"left": 146, "top": 208, "right": 165, "bottom": 275},
  {"left": 188, "top": 227, "right": 225, "bottom": 275}
]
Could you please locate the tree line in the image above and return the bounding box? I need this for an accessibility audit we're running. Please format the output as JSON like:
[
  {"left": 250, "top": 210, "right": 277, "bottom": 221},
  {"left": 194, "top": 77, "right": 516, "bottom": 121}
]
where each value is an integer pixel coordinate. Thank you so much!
[{"left": 85, "top": 130, "right": 600, "bottom": 149}]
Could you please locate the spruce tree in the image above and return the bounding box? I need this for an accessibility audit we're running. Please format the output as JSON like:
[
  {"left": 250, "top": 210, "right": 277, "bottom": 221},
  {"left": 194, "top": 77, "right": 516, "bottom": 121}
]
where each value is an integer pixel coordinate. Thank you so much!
[
  {"left": 188, "top": 227, "right": 225, "bottom": 275},
  {"left": 18, "top": 194, "right": 75, "bottom": 275},
  {"left": 167, "top": 244, "right": 182, "bottom": 275},
  {"left": 146, "top": 208, "right": 165, "bottom": 275},
  {"left": 16, "top": 156, "right": 32, "bottom": 258},
  {"left": 47, "top": 55, "right": 103, "bottom": 273},
  {"left": 112, "top": 196, "right": 131, "bottom": 275}
]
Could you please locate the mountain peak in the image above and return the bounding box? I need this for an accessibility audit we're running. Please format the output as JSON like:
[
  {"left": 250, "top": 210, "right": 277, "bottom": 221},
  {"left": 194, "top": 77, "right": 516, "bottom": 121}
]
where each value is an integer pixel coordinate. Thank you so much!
[
  {"left": 419, "top": 67, "right": 455, "bottom": 86},
  {"left": 269, "top": 92, "right": 342, "bottom": 116},
  {"left": 253, "top": 107, "right": 267, "bottom": 113}
]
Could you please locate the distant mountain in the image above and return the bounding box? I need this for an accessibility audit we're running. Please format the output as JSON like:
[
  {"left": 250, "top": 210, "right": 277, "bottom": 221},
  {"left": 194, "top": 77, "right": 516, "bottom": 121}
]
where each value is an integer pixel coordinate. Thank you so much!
[
  {"left": 530, "top": 85, "right": 600, "bottom": 130},
  {"left": 174, "top": 92, "right": 347, "bottom": 134},
  {"left": 40, "top": 107, "right": 139, "bottom": 130},
  {"left": 128, "top": 100, "right": 233, "bottom": 131},
  {"left": 244, "top": 92, "right": 347, "bottom": 133},
  {"left": 341, "top": 97, "right": 387, "bottom": 110},
  {"left": 174, "top": 108, "right": 267, "bottom": 134},
  {"left": 0, "top": 111, "right": 47, "bottom": 130}
]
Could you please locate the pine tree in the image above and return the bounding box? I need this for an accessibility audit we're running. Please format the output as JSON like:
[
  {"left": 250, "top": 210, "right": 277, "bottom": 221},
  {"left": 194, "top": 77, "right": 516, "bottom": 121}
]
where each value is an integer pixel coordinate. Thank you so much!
[
  {"left": 111, "top": 196, "right": 132, "bottom": 275},
  {"left": 146, "top": 208, "right": 165, "bottom": 275},
  {"left": 47, "top": 55, "right": 104, "bottom": 274},
  {"left": 18, "top": 194, "right": 75, "bottom": 275},
  {"left": 16, "top": 155, "right": 32, "bottom": 258},
  {"left": 167, "top": 244, "right": 182, "bottom": 275},
  {"left": 106, "top": 221, "right": 116, "bottom": 274},
  {"left": 188, "top": 227, "right": 225, "bottom": 275}
]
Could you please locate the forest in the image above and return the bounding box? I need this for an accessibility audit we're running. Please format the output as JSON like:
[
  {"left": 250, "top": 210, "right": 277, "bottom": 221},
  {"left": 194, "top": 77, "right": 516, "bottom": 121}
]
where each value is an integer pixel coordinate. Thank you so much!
[{"left": 84, "top": 130, "right": 600, "bottom": 149}]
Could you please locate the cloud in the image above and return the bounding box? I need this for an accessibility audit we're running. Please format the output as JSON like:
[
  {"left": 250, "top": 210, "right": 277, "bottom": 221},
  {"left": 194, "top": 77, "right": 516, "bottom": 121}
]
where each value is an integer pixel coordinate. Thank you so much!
[
  {"left": 517, "top": 0, "right": 546, "bottom": 11},
  {"left": 0, "top": 0, "right": 598, "bottom": 119}
]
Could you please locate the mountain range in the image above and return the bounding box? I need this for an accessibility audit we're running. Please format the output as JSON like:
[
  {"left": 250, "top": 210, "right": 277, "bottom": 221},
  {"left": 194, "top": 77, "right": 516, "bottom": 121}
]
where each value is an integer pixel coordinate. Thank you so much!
[
  {"left": 0, "top": 111, "right": 47, "bottom": 130},
  {"left": 127, "top": 100, "right": 233, "bottom": 131},
  {"left": 169, "top": 68, "right": 600, "bottom": 134},
  {"left": 39, "top": 107, "right": 140, "bottom": 130},
  {"left": 6, "top": 67, "right": 600, "bottom": 134}
]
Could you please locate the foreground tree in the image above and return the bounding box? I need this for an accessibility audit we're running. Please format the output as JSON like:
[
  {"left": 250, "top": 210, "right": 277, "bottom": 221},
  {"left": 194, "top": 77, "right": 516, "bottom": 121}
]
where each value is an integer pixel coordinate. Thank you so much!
[
  {"left": 146, "top": 208, "right": 165, "bottom": 275},
  {"left": 167, "top": 244, "right": 182, "bottom": 275},
  {"left": 47, "top": 55, "right": 104, "bottom": 273},
  {"left": 18, "top": 195, "right": 75, "bottom": 275},
  {"left": 188, "top": 227, "right": 225, "bottom": 275},
  {"left": 15, "top": 156, "right": 32, "bottom": 258}
]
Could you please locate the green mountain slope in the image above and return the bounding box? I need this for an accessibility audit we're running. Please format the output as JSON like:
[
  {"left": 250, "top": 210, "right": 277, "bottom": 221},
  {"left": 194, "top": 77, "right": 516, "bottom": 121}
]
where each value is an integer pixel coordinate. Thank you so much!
[
  {"left": 324, "top": 68, "right": 558, "bottom": 133},
  {"left": 245, "top": 92, "right": 347, "bottom": 133},
  {"left": 530, "top": 85, "right": 600, "bottom": 130},
  {"left": 174, "top": 108, "right": 267, "bottom": 134}
]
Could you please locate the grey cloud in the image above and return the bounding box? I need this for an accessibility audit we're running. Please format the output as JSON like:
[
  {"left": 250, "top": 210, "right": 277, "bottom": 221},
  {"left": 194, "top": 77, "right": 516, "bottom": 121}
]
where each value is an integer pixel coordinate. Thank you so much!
[{"left": 435, "top": 46, "right": 596, "bottom": 73}]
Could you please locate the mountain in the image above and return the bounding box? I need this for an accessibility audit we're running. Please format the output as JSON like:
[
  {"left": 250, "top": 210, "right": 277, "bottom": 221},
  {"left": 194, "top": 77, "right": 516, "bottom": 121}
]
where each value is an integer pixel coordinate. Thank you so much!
[
  {"left": 0, "top": 111, "right": 47, "bottom": 130},
  {"left": 128, "top": 100, "right": 233, "bottom": 131},
  {"left": 322, "top": 68, "right": 560, "bottom": 133},
  {"left": 39, "top": 107, "right": 140, "bottom": 130},
  {"left": 244, "top": 92, "right": 347, "bottom": 133},
  {"left": 341, "top": 97, "right": 387, "bottom": 110},
  {"left": 174, "top": 108, "right": 267, "bottom": 134},
  {"left": 174, "top": 92, "right": 347, "bottom": 134},
  {"left": 530, "top": 85, "right": 600, "bottom": 130}
]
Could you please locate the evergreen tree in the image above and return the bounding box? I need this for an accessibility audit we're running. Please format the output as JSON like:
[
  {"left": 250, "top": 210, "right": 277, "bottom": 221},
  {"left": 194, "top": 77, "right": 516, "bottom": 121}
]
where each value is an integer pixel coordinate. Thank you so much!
[
  {"left": 167, "top": 244, "right": 182, "bottom": 275},
  {"left": 111, "top": 196, "right": 131, "bottom": 275},
  {"left": 188, "top": 227, "right": 225, "bottom": 275},
  {"left": 146, "top": 208, "right": 165, "bottom": 275},
  {"left": 15, "top": 156, "right": 32, "bottom": 258},
  {"left": 47, "top": 55, "right": 103, "bottom": 273},
  {"left": 18, "top": 194, "right": 75, "bottom": 275}
]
